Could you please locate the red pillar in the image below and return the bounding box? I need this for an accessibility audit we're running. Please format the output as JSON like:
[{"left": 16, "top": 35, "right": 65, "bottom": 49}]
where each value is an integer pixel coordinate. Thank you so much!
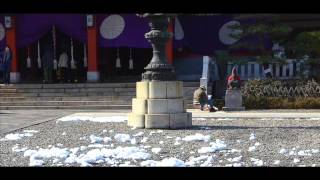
[
  {"left": 5, "top": 16, "right": 20, "bottom": 83},
  {"left": 87, "top": 15, "right": 100, "bottom": 82},
  {"left": 166, "top": 18, "right": 174, "bottom": 65}
]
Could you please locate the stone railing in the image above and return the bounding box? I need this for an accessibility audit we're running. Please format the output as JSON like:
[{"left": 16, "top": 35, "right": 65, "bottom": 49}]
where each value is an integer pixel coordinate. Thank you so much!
[{"left": 226, "top": 59, "right": 307, "bottom": 80}]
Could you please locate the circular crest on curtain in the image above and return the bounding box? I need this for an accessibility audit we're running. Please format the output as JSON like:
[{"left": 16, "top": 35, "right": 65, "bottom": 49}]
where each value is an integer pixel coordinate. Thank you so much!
[
  {"left": 218, "top": 20, "right": 241, "bottom": 45},
  {"left": 0, "top": 23, "right": 5, "bottom": 41},
  {"left": 100, "top": 14, "right": 125, "bottom": 40}
]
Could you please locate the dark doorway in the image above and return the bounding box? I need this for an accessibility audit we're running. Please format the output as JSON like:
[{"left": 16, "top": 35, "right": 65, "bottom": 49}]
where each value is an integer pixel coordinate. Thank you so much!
[
  {"left": 99, "top": 47, "right": 152, "bottom": 82},
  {"left": 18, "top": 28, "right": 86, "bottom": 83}
]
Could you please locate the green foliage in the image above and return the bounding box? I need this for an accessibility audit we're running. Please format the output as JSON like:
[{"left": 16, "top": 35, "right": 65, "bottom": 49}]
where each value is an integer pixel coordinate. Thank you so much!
[
  {"left": 243, "top": 96, "right": 320, "bottom": 109},
  {"left": 286, "top": 31, "right": 320, "bottom": 58}
]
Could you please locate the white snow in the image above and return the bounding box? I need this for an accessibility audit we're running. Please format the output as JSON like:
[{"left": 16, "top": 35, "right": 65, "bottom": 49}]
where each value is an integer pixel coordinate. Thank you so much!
[
  {"left": 289, "top": 150, "right": 296, "bottom": 156},
  {"left": 29, "top": 157, "right": 45, "bottom": 166},
  {"left": 254, "top": 142, "right": 261, "bottom": 146},
  {"left": 159, "top": 141, "right": 164, "bottom": 144},
  {"left": 312, "top": 164, "right": 316, "bottom": 167},
  {"left": 274, "top": 160, "right": 280, "bottom": 165},
  {"left": 88, "top": 144, "right": 105, "bottom": 148},
  {"left": 56, "top": 143, "right": 63, "bottom": 147},
  {"left": 227, "top": 156, "right": 242, "bottom": 162},
  {"left": 89, "top": 134, "right": 103, "bottom": 143},
  {"left": 102, "top": 130, "right": 108, "bottom": 133},
  {"left": 140, "top": 137, "right": 148, "bottom": 143},
  {"left": 100, "top": 146, "right": 151, "bottom": 160},
  {"left": 24, "top": 147, "right": 70, "bottom": 166},
  {"left": 149, "top": 131, "right": 156, "bottom": 136},
  {"left": 151, "top": 148, "right": 161, "bottom": 154},
  {"left": 248, "top": 146, "right": 256, "bottom": 152},
  {"left": 130, "top": 138, "right": 136, "bottom": 145},
  {"left": 1, "top": 132, "right": 34, "bottom": 141},
  {"left": 230, "top": 149, "right": 241, "bottom": 153},
  {"left": 157, "top": 130, "right": 163, "bottom": 133},
  {"left": 65, "top": 146, "right": 150, "bottom": 166},
  {"left": 297, "top": 150, "right": 312, "bottom": 156},
  {"left": 56, "top": 116, "right": 127, "bottom": 123},
  {"left": 293, "top": 158, "right": 300, "bottom": 163},
  {"left": 166, "top": 136, "right": 173, "bottom": 139},
  {"left": 12, "top": 144, "right": 28, "bottom": 152},
  {"left": 103, "top": 137, "right": 112, "bottom": 143},
  {"left": 133, "top": 132, "right": 144, "bottom": 137},
  {"left": 61, "top": 132, "right": 66, "bottom": 136},
  {"left": 251, "top": 158, "right": 263, "bottom": 166},
  {"left": 236, "top": 140, "right": 241, "bottom": 143},
  {"left": 174, "top": 141, "right": 181, "bottom": 146},
  {"left": 114, "top": 134, "right": 131, "bottom": 143},
  {"left": 311, "top": 149, "right": 319, "bottom": 154},
  {"left": 80, "top": 146, "right": 87, "bottom": 151},
  {"left": 23, "top": 130, "right": 38, "bottom": 133},
  {"left": 279, "top": 148, "right": 287, "bottom": 154},
  {"left": 249, "top": 133, "right": 255, "bottom": 140},
  {"left": 140, "top": 158, "right": 186, "bottom": 167},
  {"left": 185, "top": 155, "right": 209, "bottom": 166},
  {"left": 52, "top": 158, "right": 60, "bottom": 164},
  {"left": 182, "top": 133, "right": 210, "bottom": 142},
  {"left": 198, "top": 139, "right": 227, "bottom": 153},
  {"left": 231, "top": 162, "right": 244, "bottom": 167},
  {"left": 199, "top": 156, "right": 214, "bottom": 167}
]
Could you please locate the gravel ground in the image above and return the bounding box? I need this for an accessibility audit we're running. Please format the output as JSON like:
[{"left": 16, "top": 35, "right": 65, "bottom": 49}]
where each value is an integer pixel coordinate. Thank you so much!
[{"left": 1, "top": 118, "right": 320, "bottom": 167}]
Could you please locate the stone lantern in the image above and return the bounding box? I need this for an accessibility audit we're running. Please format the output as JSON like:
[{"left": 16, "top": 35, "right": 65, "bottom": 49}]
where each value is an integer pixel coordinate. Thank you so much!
[{"left": 128, "top": 13, "right": 192, "bottom": 129}]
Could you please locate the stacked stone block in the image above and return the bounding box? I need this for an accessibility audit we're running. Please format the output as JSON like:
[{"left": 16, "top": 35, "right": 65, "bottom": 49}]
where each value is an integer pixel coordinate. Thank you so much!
[{"left": 128, "top": 81, "right": 192, "bottom": 129}]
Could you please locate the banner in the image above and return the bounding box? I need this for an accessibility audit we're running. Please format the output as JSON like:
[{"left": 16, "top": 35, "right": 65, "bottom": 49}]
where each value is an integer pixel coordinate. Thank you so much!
[{"left": 16, "top": 14, "right": 87, "bottom": 48}]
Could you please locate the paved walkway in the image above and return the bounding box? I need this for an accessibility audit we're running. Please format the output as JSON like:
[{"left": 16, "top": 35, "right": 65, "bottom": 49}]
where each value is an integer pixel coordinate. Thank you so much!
[{"left": 1, "top": 109, "right": 320, "bottom": 135}]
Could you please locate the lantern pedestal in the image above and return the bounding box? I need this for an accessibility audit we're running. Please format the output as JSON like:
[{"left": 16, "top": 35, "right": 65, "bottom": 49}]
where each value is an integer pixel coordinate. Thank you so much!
[{"left": 128, "top": 81, "right": 192, "bottom": 129}]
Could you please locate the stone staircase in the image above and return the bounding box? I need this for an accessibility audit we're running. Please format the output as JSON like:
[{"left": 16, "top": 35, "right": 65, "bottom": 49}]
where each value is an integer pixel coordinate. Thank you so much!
[{"left": 0, "top": 82, "right": 199, "bottom": 110}]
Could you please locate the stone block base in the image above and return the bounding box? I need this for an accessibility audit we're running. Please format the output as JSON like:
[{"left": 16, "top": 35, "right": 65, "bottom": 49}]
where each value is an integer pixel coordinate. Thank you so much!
[
  {"left": 128, "top": 80, "right": 192, "bottom": 129},
  {"left": 169, "top": 112, "right": 192, "bottom": 129},
  {"left": 222, "top": 107, "right": 245, "bottom": 111},
  {"left": 128, "top": 113, "right": 145, "bottom": 128},
  {"left": 145, "top": 114, "right": 170, "bottom": 129}
]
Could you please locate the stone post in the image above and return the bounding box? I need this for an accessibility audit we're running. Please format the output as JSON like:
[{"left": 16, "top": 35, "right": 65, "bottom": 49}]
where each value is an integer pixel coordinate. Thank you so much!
[{"left": 128, "top": 14, "right": 192, "bottom": 129}]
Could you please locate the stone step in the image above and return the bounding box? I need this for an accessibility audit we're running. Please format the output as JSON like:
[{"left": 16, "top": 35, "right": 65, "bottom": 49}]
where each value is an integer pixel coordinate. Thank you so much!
[
  {"left": 0, "top": 83, "right": 138, "bottom": 89},
  {"left": 0, "top": 82, "right": 199, "bottom": 89},
  {"left": 0, "top": 104, "right": 195, "bottom": 110},
  {"left": 0, "top": 100, "right": 131, "bottom": 106},
  {"left": 2, "top": 87, "right": 136, "bottom": 93},
  {"left": 0, "top": 93, "right": 23, "bottom": 97},
  {"left": 0, "top": 105, "right": 132, "bottom": 110},
  {"left": 0, "top": 89, "right": 17, "bottom": 93}
]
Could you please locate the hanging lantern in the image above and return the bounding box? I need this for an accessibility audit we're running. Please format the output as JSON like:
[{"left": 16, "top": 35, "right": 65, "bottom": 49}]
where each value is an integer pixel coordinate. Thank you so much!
[
  {"left": 26, "top": 47, "right": 32, "bottom": 68},
  {"left": 52, "top": 26, "right": 58, "bottom": 70},
  {"left": 116, "top": 48, "right": 121, "bottom": 68},
  {"left": 37, "top": 41, "right": 41, "bottom": 68},
  {"left": 83, "top": 43, "right": 88, "bottom": 68},
  {"left": 70, "top": 38, "right": 76, "bottom": 69},
  {"left": 129, "top": 48, "right": 133, "bottom": 70}
]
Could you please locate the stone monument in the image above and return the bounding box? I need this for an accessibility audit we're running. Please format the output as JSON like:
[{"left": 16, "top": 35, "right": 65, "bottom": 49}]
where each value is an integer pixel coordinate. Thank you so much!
[
  {"left": 128, "top": 14, "right": 192, "bottom": 129},
  {"left": 222, "top": 66, "right": 245, "bottom": 111}
]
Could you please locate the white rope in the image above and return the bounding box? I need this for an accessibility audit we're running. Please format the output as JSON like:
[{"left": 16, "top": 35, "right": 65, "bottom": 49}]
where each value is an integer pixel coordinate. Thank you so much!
[
  {"left": 70, "top": 38, "right": 76, "bottom": 69},
  {"left": 116, "top": 48, "right": 121, "bottom": 68},
  {"left": 26, "top": 47, "right": 31, "bottom": 68},
  {"left": 83, "top": 43, "right": 87, "bottom": 67},
  {"left": 129, "top": 48, "right": 133, "bottom": 69},
  {"left": 52, "top": 26, "right": 58, "bottom": 70},
  {"left": 37, "top": 41, "right": 41, "bottom": 68}
]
